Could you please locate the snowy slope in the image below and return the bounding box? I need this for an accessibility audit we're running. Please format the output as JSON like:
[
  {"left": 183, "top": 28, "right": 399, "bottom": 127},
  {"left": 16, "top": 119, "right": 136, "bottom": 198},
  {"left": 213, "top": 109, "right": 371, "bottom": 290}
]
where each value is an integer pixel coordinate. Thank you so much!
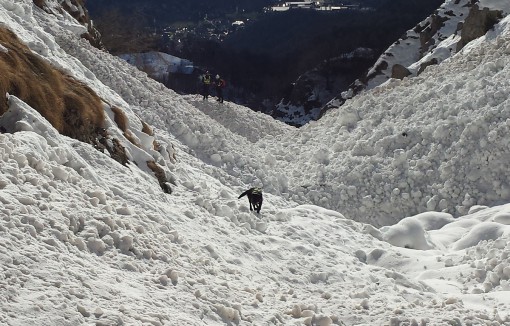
[
  {"left": 1, "top": 1, "right": 510, "bottom": 326},
  {"left": 283, "top": 25, "right": 510, "bottom": 226},
  {"left": 325, "top": 0, "right": 510, "bottom": 111}
]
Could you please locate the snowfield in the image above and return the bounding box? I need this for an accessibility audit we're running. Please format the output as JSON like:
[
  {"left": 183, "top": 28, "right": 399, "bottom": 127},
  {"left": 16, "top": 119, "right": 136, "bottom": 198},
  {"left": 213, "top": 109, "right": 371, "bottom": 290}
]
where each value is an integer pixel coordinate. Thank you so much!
[{"left": 1, "top": 0, "right": 510, "bottom": 325}]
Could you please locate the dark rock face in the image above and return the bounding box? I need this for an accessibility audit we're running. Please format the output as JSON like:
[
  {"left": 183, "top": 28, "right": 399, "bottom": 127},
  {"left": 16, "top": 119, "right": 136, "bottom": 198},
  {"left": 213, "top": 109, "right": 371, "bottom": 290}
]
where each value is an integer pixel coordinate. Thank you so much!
[
  {"left": 418, "top": 14, "right": 449, "bottom": 55},
  {"left": 273, "top": 49, "right": 377, "bottom": 126},
  {"left": 391, "top": 64, "right": 411, "bottom": 80},
  {"left": 417, "top": 58, "right": 438, "bottom": 75},
  {"left": 456, "top": 4, "right": 503, "bottom": 51}
]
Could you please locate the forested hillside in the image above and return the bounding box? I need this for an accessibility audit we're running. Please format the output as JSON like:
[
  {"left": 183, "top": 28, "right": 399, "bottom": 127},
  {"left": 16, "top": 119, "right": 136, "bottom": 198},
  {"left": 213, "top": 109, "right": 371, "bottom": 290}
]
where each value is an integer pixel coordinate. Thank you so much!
[
  {"left": 86, "top": 0, "right": 274, "bottom": 24},
  {"left": 87, "top": 0, "right": 443, "bottom": 120}
]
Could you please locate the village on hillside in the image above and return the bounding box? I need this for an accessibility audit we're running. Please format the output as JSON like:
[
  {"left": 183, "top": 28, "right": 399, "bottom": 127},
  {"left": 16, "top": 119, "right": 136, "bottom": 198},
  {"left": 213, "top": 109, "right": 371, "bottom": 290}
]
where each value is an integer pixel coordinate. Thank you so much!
[{"left": 268, "top": 0, "right": 359, "bottom": 12}]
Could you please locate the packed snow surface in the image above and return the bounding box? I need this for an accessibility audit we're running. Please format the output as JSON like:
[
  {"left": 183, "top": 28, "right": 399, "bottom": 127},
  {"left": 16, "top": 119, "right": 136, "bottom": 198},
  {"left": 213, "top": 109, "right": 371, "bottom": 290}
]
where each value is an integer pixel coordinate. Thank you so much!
[{"left": 1, "top": 0, "right": 510, "bottom": 325}]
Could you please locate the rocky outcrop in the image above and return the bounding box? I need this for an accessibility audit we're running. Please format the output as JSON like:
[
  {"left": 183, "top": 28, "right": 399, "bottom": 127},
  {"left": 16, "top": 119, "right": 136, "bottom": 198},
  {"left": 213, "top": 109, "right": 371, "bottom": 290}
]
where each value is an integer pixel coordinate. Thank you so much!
[
  {"left": 321, "top": 0, "right": 507, "bottom": 119},
  {"left": 417, "top": 13, "right": 449, "bottom": 55},
  {"left": 417, "top": 58, "right": 439, "bottom": 75},
  {"left": 391, "top": 64, "right": 411, "bottom": 80},
  {"left": 456, "top": 3, "right": 503, "bottom": 51},
  {"left": 33, "top": 0, "right": 104, "bottom": 49}
]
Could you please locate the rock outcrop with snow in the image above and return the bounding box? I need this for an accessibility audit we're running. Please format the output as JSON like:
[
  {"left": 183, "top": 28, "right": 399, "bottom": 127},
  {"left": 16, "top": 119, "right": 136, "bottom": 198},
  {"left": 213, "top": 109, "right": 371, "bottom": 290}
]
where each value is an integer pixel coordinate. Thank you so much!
[
  {"left": 323, "top": 0, "right": 510, "bottom": 112},
  {"left": 34, "top": 0, "right": 103, "bottom": 48}
]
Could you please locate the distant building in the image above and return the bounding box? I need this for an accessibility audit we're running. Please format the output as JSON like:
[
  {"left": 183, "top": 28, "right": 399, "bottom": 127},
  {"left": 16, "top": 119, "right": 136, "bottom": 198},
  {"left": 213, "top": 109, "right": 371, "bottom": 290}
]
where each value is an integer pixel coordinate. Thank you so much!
[
  {"left": 270, "top": 1, "right": 354, "bottom": 12},
  {"left": 271, "top": 6, "right": 290, "bottom": 12},
  {"left": 317, "top": 5, "right": 349, "bottom": 11},
  {"left": 232, "top": 21, "right": 245, "bottom": 29},
  {"left": 270, "top": 1, "right": 315, "bottom": 11}
]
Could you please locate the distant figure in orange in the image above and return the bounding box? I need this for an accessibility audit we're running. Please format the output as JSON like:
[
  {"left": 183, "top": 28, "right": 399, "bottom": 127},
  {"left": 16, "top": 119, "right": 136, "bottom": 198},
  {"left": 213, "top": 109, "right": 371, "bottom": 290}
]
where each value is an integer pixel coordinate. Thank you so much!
[{"left": 215, "top": 74, "right": 226, "bottom": 103}]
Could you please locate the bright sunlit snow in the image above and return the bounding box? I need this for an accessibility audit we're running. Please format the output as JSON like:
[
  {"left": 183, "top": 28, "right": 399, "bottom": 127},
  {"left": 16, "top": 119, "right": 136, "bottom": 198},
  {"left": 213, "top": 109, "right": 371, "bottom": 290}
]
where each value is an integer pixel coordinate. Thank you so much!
[{"left": 1, "top": 0, "right": 510, "bottom": 325}]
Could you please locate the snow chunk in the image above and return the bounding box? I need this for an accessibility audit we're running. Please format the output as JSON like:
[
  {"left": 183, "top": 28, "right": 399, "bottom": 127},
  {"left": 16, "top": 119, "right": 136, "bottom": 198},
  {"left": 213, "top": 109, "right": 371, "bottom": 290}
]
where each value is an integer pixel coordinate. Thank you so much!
[
  {"left": 452, "top": 222, "right": 506, "bottom": 250},
  {"left": 1, "top": 95, "right": 60, "bottom": 146},
  {"left": 215, "top": 305, "right": 240, "bottom": 323},
  {"left": 492, "top": 212, "right": 510, "bottom": 225},
  {"left": 380, "top": 216, "right": 435, "bottom": 250},
  {"left": 411, "top": 211, "right": 455, "bottom": 231}
]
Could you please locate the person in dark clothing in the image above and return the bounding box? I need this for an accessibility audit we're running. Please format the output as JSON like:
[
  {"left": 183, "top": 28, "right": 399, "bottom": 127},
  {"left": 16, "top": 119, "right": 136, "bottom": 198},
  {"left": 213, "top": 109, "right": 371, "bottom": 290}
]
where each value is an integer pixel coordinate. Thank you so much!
[
  {"left": 201, "top": 71, "right": 212, "bottom": 100},
  {"left": 238, "top": 187, "right": 263, "bottom": 213},
  {"left": 215, "top": 74, "right": 225, "bottom": 103}
]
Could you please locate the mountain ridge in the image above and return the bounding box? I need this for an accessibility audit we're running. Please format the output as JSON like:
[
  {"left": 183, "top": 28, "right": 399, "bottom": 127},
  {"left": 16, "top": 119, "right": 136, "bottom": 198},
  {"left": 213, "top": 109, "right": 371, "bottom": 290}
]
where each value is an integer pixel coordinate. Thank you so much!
[
  {"left": 275, "top": 0, "right": 510, "bottom": 125},
  {"left": 318, "top": 0, "right": 510, "bottom": 117}
]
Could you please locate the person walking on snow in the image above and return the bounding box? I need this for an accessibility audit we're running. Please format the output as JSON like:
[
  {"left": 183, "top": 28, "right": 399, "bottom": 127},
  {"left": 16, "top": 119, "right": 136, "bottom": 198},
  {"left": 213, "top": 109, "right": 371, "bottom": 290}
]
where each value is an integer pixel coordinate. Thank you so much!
[
  {"left": 215, "top": 74, "right": 225, "bottom": 103},
  {"left": 201, "top": 71, "right": 211, "bottom": 100}
]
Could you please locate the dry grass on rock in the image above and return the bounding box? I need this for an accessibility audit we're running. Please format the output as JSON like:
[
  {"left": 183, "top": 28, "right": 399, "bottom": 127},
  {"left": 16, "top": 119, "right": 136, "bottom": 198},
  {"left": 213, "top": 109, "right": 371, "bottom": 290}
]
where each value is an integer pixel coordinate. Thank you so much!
[
  {"left": 147, "top": 160, "right": 172, "bottom": 194},
  {"left": 141, "top": 120, "right": 153, "bottom": 136},
  {"left": 111, "top": 106, "right": 140, "bottom": 147},
  {"left": 0, "top": 26, "right": 173, "bottom": 191},
  {"left": 0, "top": 27, "right": 105, "bottom": 143}
]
